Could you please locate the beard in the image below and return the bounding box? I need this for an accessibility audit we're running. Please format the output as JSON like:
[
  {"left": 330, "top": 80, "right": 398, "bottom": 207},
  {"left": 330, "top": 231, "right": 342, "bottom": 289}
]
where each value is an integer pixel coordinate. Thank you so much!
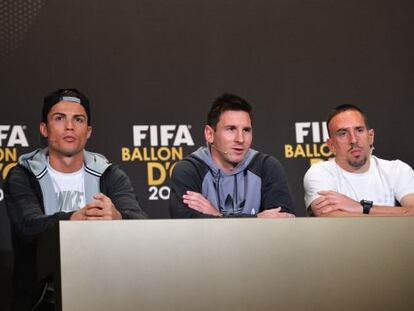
[{"left": 348, "top": 155, "right": 368, "bottom": 168}]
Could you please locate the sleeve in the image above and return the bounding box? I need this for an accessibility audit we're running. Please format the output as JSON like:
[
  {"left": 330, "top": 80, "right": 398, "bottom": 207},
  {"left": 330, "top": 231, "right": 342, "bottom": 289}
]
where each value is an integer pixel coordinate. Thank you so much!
[
  {"left": 101, "top": 164, "right": 148, "bottom": 219},
  {"left": 393, "top": 160, "right": 414, "bottom": 202},
  {"left": 4, "top": 165, "right": 72, "bottom": 240},
  {"left": 303, "top": 162, "right": 335, "bottom": 209},
  {"left": 168, "top": 159, "right": 217, "bottom": 218},
  {"left": 260, "top": 156, "right": 295, "bottom": 215}
]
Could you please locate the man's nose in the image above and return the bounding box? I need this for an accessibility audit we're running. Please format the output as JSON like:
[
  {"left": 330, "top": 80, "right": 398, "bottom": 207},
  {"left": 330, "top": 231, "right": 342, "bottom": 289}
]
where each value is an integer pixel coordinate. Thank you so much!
[
  {"left": 65, "top": 119, "right": 74, "bottom": 130},
  {"left": 235, "top": 130, "right": 244, "bottom": 143},
  {"left": 349, "top": 130, "right": 357, "bottom": 143}
]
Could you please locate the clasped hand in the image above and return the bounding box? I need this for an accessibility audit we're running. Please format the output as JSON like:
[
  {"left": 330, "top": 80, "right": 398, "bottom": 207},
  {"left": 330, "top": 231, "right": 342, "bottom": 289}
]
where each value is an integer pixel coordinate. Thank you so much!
[
  {"left": 313, "top": 191, "right": 362, "bottom": 214},
  {"left": 70, "top": 193, "right": 122, "bottom": 220},
  {"left": 183, "top": 191, "right": 295, "bottom": 218}
]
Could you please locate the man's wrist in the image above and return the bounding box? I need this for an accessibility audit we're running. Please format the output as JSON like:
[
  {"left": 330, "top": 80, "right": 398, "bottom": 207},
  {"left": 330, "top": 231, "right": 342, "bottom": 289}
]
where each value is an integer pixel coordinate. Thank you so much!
[{"left": 360, "top": 200, "right": 373, "bottom": 214}]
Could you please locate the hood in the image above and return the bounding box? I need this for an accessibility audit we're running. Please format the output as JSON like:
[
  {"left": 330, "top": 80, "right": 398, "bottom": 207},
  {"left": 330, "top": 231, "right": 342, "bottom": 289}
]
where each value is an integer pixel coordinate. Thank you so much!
[
  {"left": 191, "top": 146, "right": 260, "bottom": 216},
  {"left": 192, "top": 146, "right": 258, "bottom": 176},
  {"left": 18, "top": 148, "right": 111, "bottom": 178}
]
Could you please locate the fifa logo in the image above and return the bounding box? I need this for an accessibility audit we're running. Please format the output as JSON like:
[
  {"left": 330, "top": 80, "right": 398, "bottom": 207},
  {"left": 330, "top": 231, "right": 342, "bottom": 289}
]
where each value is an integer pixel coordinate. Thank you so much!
[
  {"left": 0, "top": 125, "right": 28, "bottom": 147},
  {"left": 122, "top": 124, "right": 195, "bottom": 201},
  {"left": 284, "top": 122, "right": 332, "bottom": 164},
  {"left": 0, "top": 125, "right": 29, "bottom": 180},
  {"left": 132, "top": 125, "right": 194, "bottom": 146},
  {"left": 0, "top": 125, "right": 29, "bottom": 200}
]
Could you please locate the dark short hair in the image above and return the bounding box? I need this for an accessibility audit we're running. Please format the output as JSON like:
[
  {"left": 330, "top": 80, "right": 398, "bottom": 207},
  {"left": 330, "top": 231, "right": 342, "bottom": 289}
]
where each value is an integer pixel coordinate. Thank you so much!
[
  {"left": 326, "top": 104, "right": 369, "bottom": 136},
  {"left": 42, "top": 89, "right": 91, "bottom": 125},
  {"left": 207, "top": 93, "right": 253, "bottom": 129}
]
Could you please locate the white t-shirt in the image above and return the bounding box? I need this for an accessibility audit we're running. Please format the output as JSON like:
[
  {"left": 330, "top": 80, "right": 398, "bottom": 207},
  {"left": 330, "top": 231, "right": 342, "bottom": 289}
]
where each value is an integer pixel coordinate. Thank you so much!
[
  {"left": 303, "top": 156, "right": 414, "bottom": 208},
  {"left": 47, "top": 161, "right": 86, "bottom": 212}
]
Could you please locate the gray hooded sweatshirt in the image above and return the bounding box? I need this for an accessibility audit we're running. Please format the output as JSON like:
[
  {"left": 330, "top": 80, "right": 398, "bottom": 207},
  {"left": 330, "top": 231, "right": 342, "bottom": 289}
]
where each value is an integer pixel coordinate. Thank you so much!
[{"left": 169, "top": 146, "right": 294, "bottom": 217}]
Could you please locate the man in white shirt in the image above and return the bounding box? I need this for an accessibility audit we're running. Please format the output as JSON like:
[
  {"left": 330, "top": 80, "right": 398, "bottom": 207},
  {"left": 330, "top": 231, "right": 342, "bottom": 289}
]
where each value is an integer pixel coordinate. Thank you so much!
[{"left": 303, "top": 104, "right": 414, "bottom": 217}]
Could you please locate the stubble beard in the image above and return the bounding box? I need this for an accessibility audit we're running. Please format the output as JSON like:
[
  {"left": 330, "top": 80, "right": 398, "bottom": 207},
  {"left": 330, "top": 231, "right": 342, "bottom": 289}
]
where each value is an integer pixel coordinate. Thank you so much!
[{"left": 348, "top": 155, "right": 368, "bottom": 169}]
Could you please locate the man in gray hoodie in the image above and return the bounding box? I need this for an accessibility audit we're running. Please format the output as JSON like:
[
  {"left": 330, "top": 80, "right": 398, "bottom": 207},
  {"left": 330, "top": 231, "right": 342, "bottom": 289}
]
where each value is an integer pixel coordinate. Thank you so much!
[
  {"left": 5, "top": 88, "right": 147, "bottom": 310},
  {"left": 169, "top": 93, "right": 295, "bottom": 218}
]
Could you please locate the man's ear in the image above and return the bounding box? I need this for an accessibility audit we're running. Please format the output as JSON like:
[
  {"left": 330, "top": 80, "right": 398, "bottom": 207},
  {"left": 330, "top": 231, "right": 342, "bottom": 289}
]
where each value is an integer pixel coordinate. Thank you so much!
[
  {"left": 204, "top": 125, "right": 214, "bottom": 144},
  {"left": 39, "top": 122, "right": 48, "bottom": 138},
  {"left": 368, "top": 128, "right": 374, "bottom": 146},
  {"left": 326, "top": 137, "right": 335, "bottom": 155},
  {"left": 87, "top": 126, "right": 92, "bottom": 139}
]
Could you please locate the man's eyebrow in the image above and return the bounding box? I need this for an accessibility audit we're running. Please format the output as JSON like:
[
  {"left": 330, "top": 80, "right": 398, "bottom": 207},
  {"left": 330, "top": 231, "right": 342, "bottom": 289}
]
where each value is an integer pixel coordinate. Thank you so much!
[
  {"left": 335, "top": 127, "right": 348, "bottom": 133},
  {"left": 335, "top": 125, "right": 365, "bottom": 133},
  {"left": 223, "top": 123, "right": 251, "bottom": 127},
  {"left": 50, "top": 112, "right": 86, "bottom": 117}
]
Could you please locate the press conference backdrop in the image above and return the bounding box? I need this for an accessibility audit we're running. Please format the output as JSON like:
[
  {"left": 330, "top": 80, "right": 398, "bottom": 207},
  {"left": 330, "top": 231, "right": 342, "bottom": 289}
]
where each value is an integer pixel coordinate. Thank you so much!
[{"left": 1, "top": 0, "right": 413, "bottom": 307}]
